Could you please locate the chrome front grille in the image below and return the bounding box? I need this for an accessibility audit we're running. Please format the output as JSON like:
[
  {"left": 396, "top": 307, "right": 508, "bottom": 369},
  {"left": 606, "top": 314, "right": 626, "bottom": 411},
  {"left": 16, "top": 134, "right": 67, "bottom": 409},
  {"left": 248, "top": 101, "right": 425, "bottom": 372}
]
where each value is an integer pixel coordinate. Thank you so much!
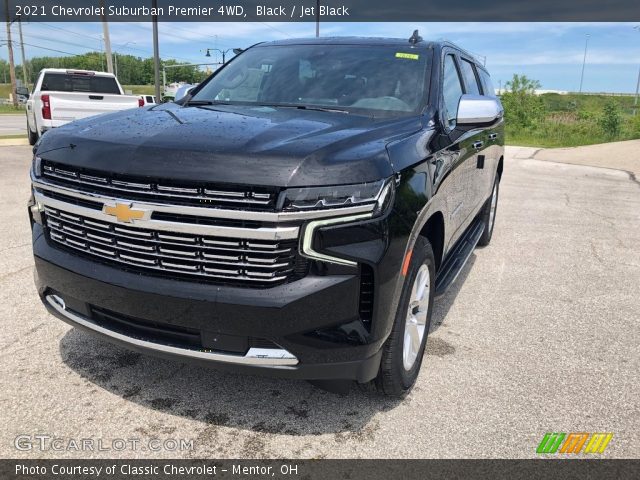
[
  {"left": 43, "top": 206, "right": 300, "bottom": 286},
  {"left": 41, "top": 160, "right": 278, "bottom": 210}
]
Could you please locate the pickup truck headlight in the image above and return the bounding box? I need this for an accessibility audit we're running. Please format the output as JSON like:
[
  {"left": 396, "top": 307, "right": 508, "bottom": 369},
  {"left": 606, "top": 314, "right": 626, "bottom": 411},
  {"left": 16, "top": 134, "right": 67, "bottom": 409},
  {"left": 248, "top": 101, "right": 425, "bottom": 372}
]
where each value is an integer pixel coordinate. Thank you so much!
[
  {"left": 295, "top": 179, "right": 394, "bottom": 266},
  {"left": 32, "top": 155, "right": 42, "bottom": 176}
]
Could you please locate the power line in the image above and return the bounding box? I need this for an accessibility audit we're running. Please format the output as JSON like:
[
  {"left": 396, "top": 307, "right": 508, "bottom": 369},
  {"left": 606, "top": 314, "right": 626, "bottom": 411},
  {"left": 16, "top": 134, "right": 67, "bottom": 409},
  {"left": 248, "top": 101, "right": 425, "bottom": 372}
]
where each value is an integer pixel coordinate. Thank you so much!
[
  {"left": 258, "top": 22, "right": 292, "bottom": 39},
  {"left": 0, "top": 38, "right": 80, "bottom": 56},
  {"left": 38, "top": 22, "right": 101, "bottom": 41},
  {"left": 19, "top": 31, "right": 101, "bottom": 52}
]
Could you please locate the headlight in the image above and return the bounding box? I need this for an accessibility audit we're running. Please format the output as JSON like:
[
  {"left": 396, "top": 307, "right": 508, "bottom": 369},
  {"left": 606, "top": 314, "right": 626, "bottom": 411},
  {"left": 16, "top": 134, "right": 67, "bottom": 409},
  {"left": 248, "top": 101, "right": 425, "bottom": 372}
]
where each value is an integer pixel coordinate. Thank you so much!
[
  {"left": 283, "top": 179, "right": 393, "bottom": 215},
  {"left": 296, "top": 179, "right": 395, "bottom": 266}
]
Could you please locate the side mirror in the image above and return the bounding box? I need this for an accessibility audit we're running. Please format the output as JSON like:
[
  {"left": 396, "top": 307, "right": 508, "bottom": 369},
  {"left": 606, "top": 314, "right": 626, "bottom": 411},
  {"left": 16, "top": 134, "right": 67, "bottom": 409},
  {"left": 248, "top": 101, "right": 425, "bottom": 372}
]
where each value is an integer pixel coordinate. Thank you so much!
[{"left": 456, "top": 94, "right": 503, "bottom": 126}]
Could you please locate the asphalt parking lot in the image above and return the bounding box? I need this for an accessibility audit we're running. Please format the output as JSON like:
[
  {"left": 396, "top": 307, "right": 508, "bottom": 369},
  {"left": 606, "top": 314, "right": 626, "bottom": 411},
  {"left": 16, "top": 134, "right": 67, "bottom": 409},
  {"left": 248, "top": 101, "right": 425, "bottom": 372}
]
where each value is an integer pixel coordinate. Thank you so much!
[
  {"left": 1, "top": 145, "right": 638, "bottom": 459},
  {"left": 0, "top": 114, "right": 27, "bottom": 136}
]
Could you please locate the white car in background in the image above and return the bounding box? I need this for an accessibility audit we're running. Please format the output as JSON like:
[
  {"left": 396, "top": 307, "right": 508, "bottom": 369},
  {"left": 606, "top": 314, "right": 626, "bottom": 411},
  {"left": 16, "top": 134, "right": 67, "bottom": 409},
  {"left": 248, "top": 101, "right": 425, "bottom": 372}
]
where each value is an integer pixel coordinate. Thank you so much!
[
  {"left": 138, "top": 94, "right": 157, "bottom": 106},
  {"left": 26, "top": 68, "right": 140, "bottom": 145}
]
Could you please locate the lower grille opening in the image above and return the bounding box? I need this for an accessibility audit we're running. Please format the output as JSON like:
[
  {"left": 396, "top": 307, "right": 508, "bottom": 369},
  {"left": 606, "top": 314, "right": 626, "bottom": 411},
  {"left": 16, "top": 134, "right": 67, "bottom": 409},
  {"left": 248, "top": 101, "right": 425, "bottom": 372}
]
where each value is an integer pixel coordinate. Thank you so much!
[
  {"left": 90, "top": 305, "right": 280, "bottom": 354},
  {"left": 91, "top": 306, "right": 201, "bottom": 348},
  {"left": 359, "top": 264, "right": 374, "bottom": 328}
]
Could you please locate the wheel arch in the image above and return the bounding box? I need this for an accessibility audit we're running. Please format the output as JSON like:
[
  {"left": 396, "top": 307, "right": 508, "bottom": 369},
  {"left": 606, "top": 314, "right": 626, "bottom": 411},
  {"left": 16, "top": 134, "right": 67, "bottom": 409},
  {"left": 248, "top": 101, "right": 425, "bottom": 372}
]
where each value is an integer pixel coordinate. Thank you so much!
[{"left": 418, "top": 211, "right": 445, "bottom": 273}]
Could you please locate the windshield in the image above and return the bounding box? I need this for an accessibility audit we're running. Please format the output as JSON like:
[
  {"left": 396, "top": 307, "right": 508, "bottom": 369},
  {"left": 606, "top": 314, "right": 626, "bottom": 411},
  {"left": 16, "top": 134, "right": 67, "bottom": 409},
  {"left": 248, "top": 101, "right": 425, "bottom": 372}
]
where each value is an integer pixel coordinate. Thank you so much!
[{"left": 191, "top": 44, "right": 430, "bottom": 115}]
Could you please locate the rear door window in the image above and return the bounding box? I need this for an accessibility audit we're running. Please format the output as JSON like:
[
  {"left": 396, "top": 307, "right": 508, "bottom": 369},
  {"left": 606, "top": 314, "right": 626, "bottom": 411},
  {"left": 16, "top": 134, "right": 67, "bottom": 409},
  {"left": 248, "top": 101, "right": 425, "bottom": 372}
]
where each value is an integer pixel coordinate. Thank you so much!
[
  {"left": 40, "top": 73, "right": 121, "bottom": 94},
  {"left": 459, "top": 59, "right": 481, "bottom": 95},
  {"left": 478, "top": 69, "right": 497, "bottom": 97}
]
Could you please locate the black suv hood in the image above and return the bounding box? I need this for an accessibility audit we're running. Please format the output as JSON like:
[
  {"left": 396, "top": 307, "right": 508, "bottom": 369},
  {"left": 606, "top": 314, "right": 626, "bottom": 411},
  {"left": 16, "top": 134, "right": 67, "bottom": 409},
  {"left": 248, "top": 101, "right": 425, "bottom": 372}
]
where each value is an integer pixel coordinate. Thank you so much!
[{"left": 36, "top": 103, "right": 422, "bottom": 187}]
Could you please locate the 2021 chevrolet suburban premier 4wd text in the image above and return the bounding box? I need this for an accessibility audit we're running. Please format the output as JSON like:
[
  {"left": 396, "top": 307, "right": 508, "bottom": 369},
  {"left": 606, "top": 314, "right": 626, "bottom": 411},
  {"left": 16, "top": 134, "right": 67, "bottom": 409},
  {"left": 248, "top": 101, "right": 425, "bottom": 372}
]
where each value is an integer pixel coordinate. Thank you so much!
[{"left": 28, "top": 34, "right": 504, "bottom": 396}]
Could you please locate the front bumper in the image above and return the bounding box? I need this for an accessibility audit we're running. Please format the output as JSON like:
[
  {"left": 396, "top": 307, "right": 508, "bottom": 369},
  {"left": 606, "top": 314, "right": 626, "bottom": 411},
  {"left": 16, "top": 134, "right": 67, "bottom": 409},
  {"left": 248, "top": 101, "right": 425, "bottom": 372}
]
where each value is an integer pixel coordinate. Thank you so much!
[{"left": 33, "top": 226, "right": 385, "bottom": 382}]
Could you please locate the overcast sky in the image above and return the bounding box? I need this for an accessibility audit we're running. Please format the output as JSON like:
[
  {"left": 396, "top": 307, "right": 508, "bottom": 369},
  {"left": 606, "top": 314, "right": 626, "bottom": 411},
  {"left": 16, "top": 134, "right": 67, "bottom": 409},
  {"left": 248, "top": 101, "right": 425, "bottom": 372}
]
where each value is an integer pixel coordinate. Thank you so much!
[{"left": 2, "top": 22, "right": 639, "bottom": 93}]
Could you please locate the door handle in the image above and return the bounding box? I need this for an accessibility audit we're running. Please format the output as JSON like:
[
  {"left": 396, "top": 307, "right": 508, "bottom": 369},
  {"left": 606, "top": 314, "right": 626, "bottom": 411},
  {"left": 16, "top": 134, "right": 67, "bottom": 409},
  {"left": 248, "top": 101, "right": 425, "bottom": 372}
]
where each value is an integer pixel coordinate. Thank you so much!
[
  {"left": 472, "top": 141, "right": 484, "bottom": 150},
  {"left": 488, "top": 133, "right": 498, "bottom": 140}
]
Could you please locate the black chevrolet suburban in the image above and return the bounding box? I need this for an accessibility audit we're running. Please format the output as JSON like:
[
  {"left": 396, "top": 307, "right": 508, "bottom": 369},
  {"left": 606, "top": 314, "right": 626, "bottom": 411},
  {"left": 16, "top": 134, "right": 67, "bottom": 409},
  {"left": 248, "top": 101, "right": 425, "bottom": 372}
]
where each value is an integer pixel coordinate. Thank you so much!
[{"left": 28, "top": 34, "right": 504, "bottom": 396}]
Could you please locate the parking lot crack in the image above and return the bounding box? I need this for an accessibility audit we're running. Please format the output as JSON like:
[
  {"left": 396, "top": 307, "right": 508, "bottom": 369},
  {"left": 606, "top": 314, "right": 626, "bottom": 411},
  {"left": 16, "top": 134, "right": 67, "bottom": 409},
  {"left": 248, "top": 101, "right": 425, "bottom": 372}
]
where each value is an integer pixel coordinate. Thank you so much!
[
  {"left": 0, "top": 265, "right": 32, "bottom": 281},
  {"left": 0, "top": 242, "right": 30, "bottom": 253}
]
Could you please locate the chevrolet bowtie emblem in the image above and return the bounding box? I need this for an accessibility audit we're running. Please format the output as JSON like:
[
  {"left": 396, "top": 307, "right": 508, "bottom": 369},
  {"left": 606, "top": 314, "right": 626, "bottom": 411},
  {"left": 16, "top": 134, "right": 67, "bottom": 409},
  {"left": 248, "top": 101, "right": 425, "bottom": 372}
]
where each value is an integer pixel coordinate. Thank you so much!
[{"left": 103, "top": 202, "right": 147, "bottom": 223}]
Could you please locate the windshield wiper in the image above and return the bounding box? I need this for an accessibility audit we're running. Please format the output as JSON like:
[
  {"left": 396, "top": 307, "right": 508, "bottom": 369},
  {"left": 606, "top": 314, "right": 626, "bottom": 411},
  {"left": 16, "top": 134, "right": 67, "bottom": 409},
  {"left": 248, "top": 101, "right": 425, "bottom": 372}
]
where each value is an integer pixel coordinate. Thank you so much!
[
  {"left": 185, "top": 100, "right": 231, "bottom": 106},
  {"left": 258, "top": 104, "right": 349, "bottom": 114}
]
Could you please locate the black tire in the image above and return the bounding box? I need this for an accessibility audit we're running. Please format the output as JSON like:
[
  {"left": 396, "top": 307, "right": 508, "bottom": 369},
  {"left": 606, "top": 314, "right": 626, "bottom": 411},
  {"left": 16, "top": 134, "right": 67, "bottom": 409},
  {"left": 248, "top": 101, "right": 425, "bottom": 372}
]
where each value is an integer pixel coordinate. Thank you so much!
[
  {"left": 477, "top": 175, "right": 500, "bottom": 247},
  {"left": 27, "top": 116, "right": 38, "bottom": 146},
  {"left": 372, "top": 236, "right": 435, "bottom": 397}
]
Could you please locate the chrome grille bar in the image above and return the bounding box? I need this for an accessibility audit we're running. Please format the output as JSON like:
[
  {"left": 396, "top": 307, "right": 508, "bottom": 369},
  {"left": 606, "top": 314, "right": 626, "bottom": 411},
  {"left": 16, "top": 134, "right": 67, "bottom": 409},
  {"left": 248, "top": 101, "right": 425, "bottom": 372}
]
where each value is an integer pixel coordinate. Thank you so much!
[
  {"left": 42, "top": 162, "right": 275, "bottom": 207},
  {"left": 32, "top": 176, "right": 376, "bottom": 222},
  {"left": 44, "top": 207, "right": 297, "bottom": 284},
  {"left": 34, "top": 190, "right": 298, "bottom": 241}
]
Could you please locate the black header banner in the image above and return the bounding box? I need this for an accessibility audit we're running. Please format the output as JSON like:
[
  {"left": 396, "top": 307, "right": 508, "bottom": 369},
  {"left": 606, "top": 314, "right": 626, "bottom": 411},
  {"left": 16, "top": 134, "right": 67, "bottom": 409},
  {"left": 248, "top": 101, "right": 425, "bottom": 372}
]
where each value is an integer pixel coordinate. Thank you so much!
[
  {"left": 2, "top": 459, "right": 640, "bottom": 480},
  {"left": 1, "top": 0, "right": 639, "bottom": 22}
]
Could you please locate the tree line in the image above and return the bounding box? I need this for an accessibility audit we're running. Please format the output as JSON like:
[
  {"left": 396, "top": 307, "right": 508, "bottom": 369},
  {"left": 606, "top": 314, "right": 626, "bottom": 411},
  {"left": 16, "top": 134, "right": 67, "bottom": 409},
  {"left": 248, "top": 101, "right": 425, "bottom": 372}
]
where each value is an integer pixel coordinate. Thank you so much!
[{"left": 0, "top": 52, "right": 210, "bottom": 87}]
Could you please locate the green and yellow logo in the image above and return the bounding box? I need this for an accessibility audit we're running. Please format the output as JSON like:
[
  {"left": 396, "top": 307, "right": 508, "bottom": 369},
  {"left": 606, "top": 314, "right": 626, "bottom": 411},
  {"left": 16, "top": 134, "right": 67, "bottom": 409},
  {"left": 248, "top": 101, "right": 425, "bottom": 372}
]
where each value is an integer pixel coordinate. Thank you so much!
[{"left": 537, "top": 433, "right": 613, "bottom": 454}]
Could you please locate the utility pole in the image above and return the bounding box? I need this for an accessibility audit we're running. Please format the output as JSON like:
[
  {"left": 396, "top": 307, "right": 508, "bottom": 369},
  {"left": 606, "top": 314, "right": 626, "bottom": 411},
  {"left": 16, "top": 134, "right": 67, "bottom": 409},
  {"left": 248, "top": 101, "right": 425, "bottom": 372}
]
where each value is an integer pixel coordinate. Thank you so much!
[
  {"left": 634, "top": 65, "right": 640, "bottom": 116},
  {"left": 17, "top": 18, "right": 28, "bottom": 85},
  {"left": 4, "top": 0, "right": 18, "bottom": 107},
  {"left": 315, "top": 0, "right": 320, "bottom": 37},
  {"left": 634, "top": 26, "right": 640, "bottom": 116},
  {"left": 101, "top": 10, "right": 113, "bottom": 73},
  {"left": 578, "top": 33, "right": 590, "bottom": 93},
  {"left": 152, "top": 0, "right": 161, "bottom": 101}
]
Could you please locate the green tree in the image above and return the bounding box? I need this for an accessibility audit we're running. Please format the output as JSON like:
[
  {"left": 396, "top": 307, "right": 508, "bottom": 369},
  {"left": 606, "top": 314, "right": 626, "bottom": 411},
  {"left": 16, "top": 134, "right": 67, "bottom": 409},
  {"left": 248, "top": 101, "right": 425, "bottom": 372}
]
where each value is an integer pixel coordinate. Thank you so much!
[
  {"left": 598, "top": 100, "right": 621, "bottom": 139},
  {"left": 500, "top": 74, "right": 546, "bottom": 128},
  {"left": 21, "top": 53, "right": 207, "bottom": 87}
]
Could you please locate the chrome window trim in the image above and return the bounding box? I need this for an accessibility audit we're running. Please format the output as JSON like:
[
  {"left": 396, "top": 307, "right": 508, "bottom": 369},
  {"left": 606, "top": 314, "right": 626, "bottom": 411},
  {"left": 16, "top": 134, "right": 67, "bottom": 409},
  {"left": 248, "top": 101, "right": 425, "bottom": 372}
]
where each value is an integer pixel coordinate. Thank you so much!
[
  {"left": 34, "top": 190, "right": 299, "bottom": 241},
  {"left": 300, "top": 213, "right": 374, "bottom": 266},
  {"left": 45, "top": 295, "right": 299, "bottom": 366},
  {"left": 31, "top": 176, "right": 376, "bottom": 222}
]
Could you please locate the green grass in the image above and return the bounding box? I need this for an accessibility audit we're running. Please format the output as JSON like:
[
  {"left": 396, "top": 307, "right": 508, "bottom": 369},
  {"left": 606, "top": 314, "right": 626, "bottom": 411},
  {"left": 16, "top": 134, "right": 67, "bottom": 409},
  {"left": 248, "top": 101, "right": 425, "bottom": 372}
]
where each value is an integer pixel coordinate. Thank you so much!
[
  {"left": 0, "top": 104, "right": 25, "bottom": 114},
  {"left": 506, "top": 112, "right": 640, "bottom": 148},
  {"left": 0, "top": 134, "right": 27, "bottom": 139},
  {"left": 505, "top": 93, "right": 640, "bottom": 147},
  {"left": 122, "top": 85, "right": 156, "bottom": 95},
  {"left": 539, "top": 92, "right": 638, "bottom": 114}
]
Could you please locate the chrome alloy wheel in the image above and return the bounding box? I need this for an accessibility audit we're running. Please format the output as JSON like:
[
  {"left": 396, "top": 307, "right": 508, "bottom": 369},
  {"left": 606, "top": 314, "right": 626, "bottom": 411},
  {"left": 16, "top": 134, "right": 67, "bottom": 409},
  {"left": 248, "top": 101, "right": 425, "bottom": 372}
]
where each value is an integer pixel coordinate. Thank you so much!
[
  {"left": 488, "top": 182, "right": 498, "bottom": 232},
  {"left": 403, "top": 264, "right": 430, "bottom": 371}
]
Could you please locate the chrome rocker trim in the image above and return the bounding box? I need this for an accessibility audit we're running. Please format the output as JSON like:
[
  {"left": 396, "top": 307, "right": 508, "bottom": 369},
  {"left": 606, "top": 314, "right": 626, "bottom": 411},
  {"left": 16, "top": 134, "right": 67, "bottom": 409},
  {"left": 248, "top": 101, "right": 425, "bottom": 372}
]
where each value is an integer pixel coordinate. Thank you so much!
[{"left": 45, "top": 294, "right": 299, "bottom": 366}]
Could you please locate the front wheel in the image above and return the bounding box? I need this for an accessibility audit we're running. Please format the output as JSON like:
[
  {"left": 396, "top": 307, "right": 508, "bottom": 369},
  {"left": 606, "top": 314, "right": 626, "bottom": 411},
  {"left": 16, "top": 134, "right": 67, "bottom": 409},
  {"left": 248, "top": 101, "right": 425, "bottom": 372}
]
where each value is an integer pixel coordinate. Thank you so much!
[{"left": 371, "top": 236, "right": 435, "bottom": 397}]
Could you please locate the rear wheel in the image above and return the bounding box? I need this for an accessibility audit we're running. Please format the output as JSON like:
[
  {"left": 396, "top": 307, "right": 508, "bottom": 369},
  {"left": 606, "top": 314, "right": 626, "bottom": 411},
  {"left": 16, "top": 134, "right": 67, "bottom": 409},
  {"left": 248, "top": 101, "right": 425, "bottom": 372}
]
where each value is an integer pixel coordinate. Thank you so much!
[
  {"left": 27, "top": 116, "right": 38, "bottom": 146},
  {"left": 477, "top": 175, "right": 499, "bottom": 247},
  {"left": 371, "top": 236, "right": 435, "bottom": 397}
]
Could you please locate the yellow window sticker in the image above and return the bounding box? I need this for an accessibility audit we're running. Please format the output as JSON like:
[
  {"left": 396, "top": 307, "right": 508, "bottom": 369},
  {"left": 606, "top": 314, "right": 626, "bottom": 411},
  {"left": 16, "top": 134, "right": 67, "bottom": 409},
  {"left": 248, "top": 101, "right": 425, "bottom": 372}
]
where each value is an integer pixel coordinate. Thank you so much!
[{"left": 396, "top": 52, "right": 420, "bottom": 60}]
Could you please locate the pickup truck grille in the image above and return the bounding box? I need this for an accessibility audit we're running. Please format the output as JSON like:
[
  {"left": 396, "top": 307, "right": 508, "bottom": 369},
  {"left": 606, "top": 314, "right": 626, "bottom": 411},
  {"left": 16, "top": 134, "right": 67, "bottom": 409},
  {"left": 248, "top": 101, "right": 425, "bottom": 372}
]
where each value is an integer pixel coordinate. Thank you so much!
[
  {"left": 43, "top": 206, "right": 301, "bottom": 286},
  {"left": 41, "top": 160, "right": 278, "bottom": 211}
]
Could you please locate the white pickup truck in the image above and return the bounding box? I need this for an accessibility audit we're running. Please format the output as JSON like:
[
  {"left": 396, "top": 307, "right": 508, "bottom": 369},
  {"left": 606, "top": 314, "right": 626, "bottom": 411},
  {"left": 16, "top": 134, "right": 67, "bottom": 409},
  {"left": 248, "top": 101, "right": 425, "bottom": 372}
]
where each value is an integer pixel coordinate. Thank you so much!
[{"left": 26, "top": 68, "right": 141, "bottom": 145}]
